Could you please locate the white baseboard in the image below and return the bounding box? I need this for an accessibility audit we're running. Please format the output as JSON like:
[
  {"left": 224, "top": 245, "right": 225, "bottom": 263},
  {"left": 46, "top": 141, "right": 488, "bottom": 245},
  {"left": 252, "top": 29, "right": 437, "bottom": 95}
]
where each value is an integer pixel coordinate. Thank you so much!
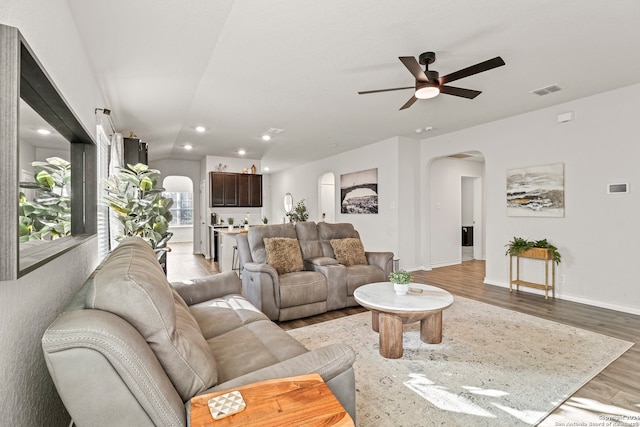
[
  {"left": 430, "top": 259, "right": 462, "bottom": 269},
  {"left": 403, "top": 266, "right": 427, "bottom": 272},
  {"left": 483, "top": 279, "right": 640, "bottom": 316}
]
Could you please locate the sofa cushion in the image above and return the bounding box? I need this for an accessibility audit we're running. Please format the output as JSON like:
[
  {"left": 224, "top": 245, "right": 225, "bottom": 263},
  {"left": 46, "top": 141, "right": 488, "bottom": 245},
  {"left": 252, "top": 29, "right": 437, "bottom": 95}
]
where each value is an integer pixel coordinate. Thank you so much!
[
  {"left": 264, "top": 237, "right": 304, "bottom": 274},
  {"left": 345, "top": 264, "right": 386, "bottom": 295},
  {"left": 206, "top": 320, "right": 308, "bottom": 383},
  {"left": 330, "top": 238, "right": 368, "bottom": 266},
  {"left": 86, "top": 237, "right": 218, "bottom": 401},
  {"left": 278, "top": 271, "right": 328, "bottom": 308},
  {"left": 247, "top": 224, "right": 298, "bottom": 264},
  {"left": 317, "top": 222, "right": 360, "bottom": 258},
  {"left": 189, "top": 294, "right": 270, "bottom": 339},
  {"left": 295, "top": 221, "right": 323, "bottom": 259}
]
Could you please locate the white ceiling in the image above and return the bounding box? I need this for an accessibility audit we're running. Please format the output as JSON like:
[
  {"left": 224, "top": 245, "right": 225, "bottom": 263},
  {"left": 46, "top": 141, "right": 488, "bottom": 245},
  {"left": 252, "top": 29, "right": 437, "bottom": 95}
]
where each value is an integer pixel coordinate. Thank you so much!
[{"left": 67, "top": 0, "right": 640, "bottom": 172}]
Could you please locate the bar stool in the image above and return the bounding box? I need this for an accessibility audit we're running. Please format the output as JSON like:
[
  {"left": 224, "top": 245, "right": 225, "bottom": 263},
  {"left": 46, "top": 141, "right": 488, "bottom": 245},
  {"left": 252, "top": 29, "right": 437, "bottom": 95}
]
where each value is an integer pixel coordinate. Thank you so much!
[{"left": 231, "top": 245, "right": 241, "bottom": 277}]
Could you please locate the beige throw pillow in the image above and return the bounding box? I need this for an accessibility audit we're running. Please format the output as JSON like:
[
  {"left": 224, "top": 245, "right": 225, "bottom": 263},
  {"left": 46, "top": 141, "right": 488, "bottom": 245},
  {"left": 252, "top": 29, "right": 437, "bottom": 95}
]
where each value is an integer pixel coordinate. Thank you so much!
[
  {"left": 264, "top": 237, "right": 304, "bottom": 274},
  {"left": 330, "top": 238, "right": 367, "bottom": 266}
]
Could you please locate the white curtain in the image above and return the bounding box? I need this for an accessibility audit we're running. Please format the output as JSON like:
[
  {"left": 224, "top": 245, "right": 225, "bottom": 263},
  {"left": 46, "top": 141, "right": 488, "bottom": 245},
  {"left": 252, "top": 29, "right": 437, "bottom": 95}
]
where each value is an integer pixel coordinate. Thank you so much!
[
  {"left": 96, "top": 124, "right": 111, "bottom": 259},
  {"left": 108, "top": 132, "right": 124, "bottom": 250}
]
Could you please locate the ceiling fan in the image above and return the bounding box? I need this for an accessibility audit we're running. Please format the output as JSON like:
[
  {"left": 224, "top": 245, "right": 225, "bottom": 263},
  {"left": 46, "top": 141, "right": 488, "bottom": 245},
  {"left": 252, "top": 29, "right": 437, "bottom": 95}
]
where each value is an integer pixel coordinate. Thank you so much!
[{"left": 358, "top": 51, "right": 505, "bottom": 110}]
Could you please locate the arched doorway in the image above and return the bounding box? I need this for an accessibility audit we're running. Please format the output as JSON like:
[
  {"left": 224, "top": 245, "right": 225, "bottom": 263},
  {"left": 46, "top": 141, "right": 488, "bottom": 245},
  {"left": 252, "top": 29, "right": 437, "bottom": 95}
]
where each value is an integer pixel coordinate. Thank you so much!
[
  {"left": 318, "top": 172, "right": 335, "bottom": 222},
  {"left": 162, "top": 175, "right": 194, "bottom": 243},
  {"left": 428, "top": 152, "right": 485, "bottom": 267}
]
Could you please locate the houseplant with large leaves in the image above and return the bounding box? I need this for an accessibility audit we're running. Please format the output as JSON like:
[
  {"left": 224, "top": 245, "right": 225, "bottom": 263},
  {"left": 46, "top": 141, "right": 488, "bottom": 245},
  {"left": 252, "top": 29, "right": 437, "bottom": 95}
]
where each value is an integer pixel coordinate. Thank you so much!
[
  {"left": 103, "top": 163, "right": 174, "bottom": 255},
  {"left": 19, "top": 157, "right": 71, "bottom": 242}
]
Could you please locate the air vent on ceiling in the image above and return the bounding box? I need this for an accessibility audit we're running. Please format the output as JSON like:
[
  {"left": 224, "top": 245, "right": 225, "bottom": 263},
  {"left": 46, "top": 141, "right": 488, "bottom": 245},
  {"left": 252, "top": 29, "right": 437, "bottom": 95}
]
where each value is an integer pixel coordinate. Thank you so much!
[
  {"left": 530, "top": 84, "right": 562, "bottom": 96},
  {"left": 265, "top": 127, "right": 285, "bottom": 135}
]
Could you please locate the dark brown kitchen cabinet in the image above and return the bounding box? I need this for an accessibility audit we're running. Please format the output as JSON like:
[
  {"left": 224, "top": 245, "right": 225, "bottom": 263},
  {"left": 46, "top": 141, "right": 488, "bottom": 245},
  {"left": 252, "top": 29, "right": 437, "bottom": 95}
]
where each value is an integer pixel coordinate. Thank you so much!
[
  {"left": 124, "top": 137, "right": 148, "bottom": 165},
  {"left": 210, "top": 172, "right": 262, "bottom": 207},
  {"left": 238, "top": 174, "right": 262, "bottom": 207}
]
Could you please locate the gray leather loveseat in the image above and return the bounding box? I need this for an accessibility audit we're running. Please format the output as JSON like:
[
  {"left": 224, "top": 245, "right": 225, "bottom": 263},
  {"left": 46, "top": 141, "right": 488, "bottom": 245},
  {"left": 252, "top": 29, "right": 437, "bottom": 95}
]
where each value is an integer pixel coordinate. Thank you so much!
[
  {"left": 237, "top": 222, "right": 393, "bottom": 321},
  {"left": 42, "top": 237, "right": 356, "bottom": 426}
]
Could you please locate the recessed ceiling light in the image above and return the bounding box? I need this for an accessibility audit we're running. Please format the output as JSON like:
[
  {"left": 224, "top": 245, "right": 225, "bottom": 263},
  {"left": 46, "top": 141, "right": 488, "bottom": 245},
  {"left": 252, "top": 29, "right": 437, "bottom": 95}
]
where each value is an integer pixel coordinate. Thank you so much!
[
  {"left": 262, "top": 134, "right": 271, "bottom": 141},
  {"left": 37, "top": 129, "right": 51, "bottom": 135},
  {"left": 195, "top": 126, "right": 205, "bottom": 132},
  {"left": 331, "top": 143, "right": 338, "bottom": 147},
  {"left": 184, "top": 144, "right": 193, "bottom": 150},
  {"left": 238, "top": 149, "right": 246, "bottom": 155},
  {"left": 264, "top": 166, "right": 270, "bottom": 171}
]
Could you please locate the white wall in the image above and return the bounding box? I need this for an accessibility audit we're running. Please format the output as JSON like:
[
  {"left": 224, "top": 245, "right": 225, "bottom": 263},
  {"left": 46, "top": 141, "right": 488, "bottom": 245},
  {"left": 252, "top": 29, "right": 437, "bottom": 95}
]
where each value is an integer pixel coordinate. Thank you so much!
[
  {"left": 0, "top": 2, "right": 105, "bottom": 425},
  {"left": 397, "top": 138, "right": 421, "bottom": 269},
  {"left": 461, "top": 177, "right": 474, "bottom": 226},
  {"left": 420, "top": 83, "right": 640, "bottom": 314},
  {"left": 269, "top": 137, "right": 406, "bottom": 262}
]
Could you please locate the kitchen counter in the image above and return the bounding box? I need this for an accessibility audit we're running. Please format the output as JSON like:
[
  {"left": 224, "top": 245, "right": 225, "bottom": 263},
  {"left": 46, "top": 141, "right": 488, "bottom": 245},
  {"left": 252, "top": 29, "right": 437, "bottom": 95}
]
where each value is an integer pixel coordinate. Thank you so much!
[{"left": 215, "top": 228, "right": 249, "bottom": 274}]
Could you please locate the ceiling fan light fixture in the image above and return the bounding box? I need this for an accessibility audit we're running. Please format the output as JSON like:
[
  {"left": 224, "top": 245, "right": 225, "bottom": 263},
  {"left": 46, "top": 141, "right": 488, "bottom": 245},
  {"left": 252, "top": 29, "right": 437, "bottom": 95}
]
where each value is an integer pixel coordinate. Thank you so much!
[{"left": 415, "top": 85, "right": 440, "bottom": 99}]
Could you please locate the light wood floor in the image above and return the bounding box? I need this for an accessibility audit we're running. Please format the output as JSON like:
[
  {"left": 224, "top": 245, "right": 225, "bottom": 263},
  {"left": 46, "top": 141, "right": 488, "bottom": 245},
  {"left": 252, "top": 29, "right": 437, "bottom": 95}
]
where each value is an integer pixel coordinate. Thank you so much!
[{"left": 167, "top": 244, "right": 640, "bottom": 424}]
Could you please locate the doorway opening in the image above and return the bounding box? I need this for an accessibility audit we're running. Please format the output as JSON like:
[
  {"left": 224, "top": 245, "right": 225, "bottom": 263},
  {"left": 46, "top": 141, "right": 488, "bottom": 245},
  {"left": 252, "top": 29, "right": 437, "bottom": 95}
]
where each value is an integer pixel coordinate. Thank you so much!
[
  {"left": 461, "top": 176, "right": 482, "bottom": 261},
  {"left": 428, "top": 151, "right": 485, "bottom": 269},
  {"left": 162, "top": 175, "right": 194, "bottom": 244},
  {"left": 318, "top": 172, "right": 335, "bottom": 222}
]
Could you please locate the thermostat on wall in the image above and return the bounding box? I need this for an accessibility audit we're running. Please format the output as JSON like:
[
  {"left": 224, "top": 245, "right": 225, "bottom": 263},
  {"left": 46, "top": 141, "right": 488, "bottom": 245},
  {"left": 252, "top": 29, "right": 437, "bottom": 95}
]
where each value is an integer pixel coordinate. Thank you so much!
[{"left": 607, "top": 183, "right": 629, "bottom": 194}]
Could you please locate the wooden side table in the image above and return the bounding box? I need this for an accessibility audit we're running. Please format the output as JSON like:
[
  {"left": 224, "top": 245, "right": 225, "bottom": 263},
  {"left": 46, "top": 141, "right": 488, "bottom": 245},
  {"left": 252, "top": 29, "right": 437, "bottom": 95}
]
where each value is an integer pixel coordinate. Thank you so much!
[
  {"left": 509, "top": 247, "right": 555, "bottom": 299},
  {"left": 190, "top": 374, "right": 354, "bottom": 427}
]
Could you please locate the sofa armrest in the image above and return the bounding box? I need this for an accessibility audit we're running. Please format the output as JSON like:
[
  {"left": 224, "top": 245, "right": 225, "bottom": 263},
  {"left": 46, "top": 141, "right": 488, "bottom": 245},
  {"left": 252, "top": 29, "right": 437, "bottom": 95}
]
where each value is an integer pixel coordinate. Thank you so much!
[
  {"left": 241, "top": 262, "right": 281, "bottom": 321},
  {"left": 207, "top": 343, "right": 355, "bottom": 390},
  {"left": 366, "top": 251, "right": 394, "bottom": 277},
  {"left": 43, "top": 310, "right": 186, "bottom": 426},
  {"left": 171, "top": 271, "right": 241, "bottom": 306}
]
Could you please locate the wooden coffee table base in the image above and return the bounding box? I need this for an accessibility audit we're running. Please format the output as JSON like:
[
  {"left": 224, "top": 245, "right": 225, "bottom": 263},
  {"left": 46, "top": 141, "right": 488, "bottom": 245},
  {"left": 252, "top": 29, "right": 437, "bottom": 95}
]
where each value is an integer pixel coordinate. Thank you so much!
[
  {"left": 371, "top": 309, "right": 444, "bottom": 359},
  {"left": 354, "top": 282, "right": 454, "bottom": 360}
]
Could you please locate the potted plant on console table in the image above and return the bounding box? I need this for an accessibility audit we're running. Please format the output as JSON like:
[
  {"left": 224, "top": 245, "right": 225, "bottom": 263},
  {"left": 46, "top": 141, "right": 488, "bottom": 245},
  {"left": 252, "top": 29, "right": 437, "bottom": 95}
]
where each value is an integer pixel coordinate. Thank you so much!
[
  {"left": 389, "top": 269, "right": 412, "bottom": 295},
  {"left": 505, "top": 237, "right": 562, "bottom": 300},
  {"left": 505, "top": 237, "right": 562, "bottom": 264}
]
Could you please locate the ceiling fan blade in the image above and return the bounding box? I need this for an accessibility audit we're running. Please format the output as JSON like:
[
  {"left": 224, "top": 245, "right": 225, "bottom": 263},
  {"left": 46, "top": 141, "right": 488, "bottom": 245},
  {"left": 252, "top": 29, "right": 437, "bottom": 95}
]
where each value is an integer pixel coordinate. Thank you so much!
[
  {"left": 399, "top": 95, "right": 418, "bottom": 110},
  {"left": 440, "top": 85, "right": 482, "bottom": 99},
  {"left": 439, "top": 56, "right": 505, "bottom": 85},
  {"left": 358, "top": 86, "right": 414, "bottom": 95},
  {"left": 399, "top": 57, "right": 428, "bottom": 82}
]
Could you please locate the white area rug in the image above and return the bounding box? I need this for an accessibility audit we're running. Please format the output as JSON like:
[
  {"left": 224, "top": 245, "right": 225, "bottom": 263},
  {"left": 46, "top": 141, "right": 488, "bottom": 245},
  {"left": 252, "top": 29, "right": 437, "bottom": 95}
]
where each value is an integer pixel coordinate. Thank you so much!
[{"left": 288, "top": 296, "right": 633, "bottom": 426}]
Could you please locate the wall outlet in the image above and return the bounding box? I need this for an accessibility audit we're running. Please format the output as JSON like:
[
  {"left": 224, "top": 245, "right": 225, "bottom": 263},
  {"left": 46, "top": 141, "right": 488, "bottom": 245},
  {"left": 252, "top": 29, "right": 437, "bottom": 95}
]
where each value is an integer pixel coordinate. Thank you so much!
[{"left": 560, "top": 274, "right": 566, "bottom": 283}]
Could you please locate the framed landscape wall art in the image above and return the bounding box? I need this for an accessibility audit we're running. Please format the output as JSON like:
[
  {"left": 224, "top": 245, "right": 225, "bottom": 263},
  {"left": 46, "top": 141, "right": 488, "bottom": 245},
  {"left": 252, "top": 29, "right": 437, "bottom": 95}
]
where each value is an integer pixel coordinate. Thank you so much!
[
  {"left": 506, "top": 163, "right": 565, "bottom": 217},
  {"left": 340, "top": 168, "right": 378, "bottom": 214}
]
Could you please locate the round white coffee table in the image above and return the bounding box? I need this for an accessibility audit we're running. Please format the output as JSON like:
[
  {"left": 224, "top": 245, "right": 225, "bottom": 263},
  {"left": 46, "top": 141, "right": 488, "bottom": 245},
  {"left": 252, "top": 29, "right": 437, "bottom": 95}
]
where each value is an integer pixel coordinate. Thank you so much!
[{"left": 353, "top": 282, "right": 454, "bottom": 359}]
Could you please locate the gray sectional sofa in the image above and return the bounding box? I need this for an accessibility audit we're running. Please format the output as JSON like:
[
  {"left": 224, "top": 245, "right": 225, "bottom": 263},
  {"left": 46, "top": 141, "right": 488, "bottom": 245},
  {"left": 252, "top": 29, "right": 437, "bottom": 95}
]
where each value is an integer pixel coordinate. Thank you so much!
[
  {"left": 42, "top": 237, "right": 356, "bottom": 426},
  {"left": 237, "top": 221, "right": 394, "bottom": 321}
]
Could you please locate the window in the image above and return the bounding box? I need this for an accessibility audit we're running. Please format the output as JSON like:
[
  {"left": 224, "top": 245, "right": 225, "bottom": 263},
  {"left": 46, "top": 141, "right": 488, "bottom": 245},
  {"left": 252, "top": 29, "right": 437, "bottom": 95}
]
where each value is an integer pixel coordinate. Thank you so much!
[{"left": 163, "top": 191, "right": 193, "bottom": 226}]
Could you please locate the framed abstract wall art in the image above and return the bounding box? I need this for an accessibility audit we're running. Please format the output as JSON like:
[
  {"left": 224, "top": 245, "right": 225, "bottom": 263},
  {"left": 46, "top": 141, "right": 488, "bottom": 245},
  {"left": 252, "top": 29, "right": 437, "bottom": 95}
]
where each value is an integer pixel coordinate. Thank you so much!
[
  {"left": 340, "top": 168, "right": 378, "bottom": 214},
  {"left": 506, "top": 163, "right": 564, "bottom": 217}
]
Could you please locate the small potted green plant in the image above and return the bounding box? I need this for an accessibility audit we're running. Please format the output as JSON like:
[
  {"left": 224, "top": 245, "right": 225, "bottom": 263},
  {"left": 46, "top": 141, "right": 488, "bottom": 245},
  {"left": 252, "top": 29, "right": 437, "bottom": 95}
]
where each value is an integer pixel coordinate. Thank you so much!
[
  {"left": 389, "top": 269, "right": 412, "bottom": 295},
  {"left": 505, "top": 237, "right": 562, "bottom": 264},
  {"left": 227, "top": 217, "right": 234, "bottom": 231},
  {"left": 262, "top": 216, "right": 268, "bottom": 224},
  {"left": 286, "top": 199, "right": 309, "bottom": 224}
]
